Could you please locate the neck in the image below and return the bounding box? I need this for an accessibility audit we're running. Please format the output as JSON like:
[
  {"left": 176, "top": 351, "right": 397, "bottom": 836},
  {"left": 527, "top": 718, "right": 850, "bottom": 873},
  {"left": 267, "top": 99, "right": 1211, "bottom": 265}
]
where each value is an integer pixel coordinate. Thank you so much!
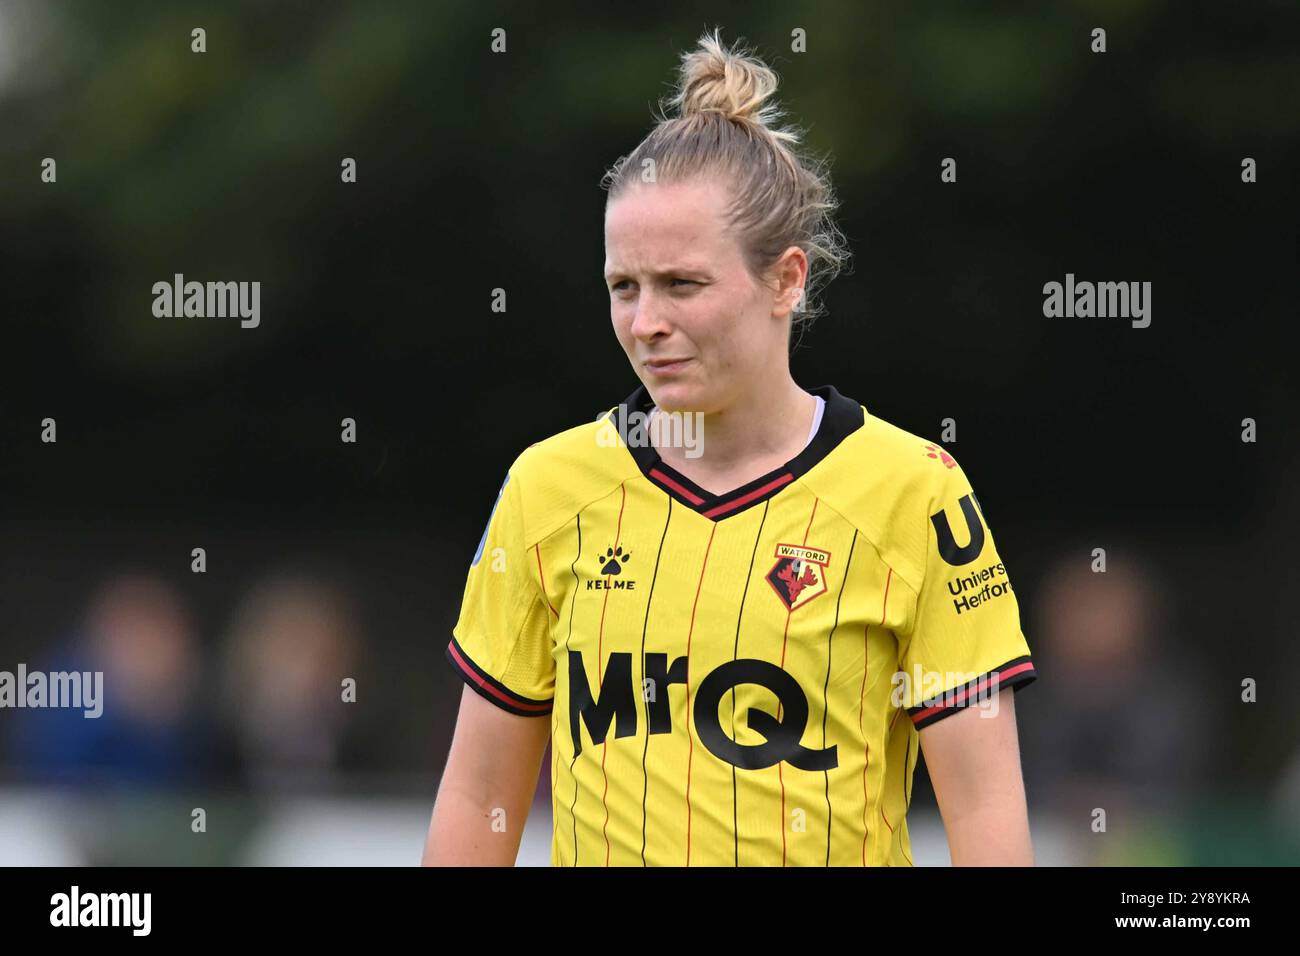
[{"left": 655, "top": 375, "right": 816, "bottom": 479}]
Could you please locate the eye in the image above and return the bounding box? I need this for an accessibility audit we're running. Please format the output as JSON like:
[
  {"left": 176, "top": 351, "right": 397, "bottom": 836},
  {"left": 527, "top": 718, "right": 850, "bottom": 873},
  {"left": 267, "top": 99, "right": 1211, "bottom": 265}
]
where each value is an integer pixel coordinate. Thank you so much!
[
  {"left": 670, "top": 278, "right": 698, "bottom": 288},
  {"left": 610, "top": 279, "right": 634, "bottom": 294}
]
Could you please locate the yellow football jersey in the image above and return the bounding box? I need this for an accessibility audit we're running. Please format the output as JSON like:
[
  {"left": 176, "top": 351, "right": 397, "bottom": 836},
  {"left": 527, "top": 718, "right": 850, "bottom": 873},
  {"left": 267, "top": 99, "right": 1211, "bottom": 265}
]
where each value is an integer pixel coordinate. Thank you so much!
[{"left": 446, "top": 384, "right": 1037, "bottom": 866}]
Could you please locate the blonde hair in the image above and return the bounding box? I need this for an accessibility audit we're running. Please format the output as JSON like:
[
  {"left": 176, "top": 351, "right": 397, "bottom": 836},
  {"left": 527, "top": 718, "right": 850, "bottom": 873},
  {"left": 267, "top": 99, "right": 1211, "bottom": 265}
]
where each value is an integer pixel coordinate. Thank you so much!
[{"left": 601, "top": 28, "right": 851, "bottom": 331}]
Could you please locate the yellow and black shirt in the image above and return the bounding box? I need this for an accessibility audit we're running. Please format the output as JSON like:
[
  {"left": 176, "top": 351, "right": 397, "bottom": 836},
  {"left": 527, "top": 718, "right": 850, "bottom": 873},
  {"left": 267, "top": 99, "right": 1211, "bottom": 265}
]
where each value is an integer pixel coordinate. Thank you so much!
[{"left": 446, "top": 384, "right": 1037, "bottom": 866}]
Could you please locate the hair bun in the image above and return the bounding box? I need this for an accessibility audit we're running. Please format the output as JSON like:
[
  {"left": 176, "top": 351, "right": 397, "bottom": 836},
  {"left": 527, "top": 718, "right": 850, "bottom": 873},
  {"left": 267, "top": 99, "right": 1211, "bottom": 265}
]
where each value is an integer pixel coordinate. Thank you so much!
[
  {"left": 603, "top": 25, "right": 849, "bottom": 328},
  {"left": 669, "top": 28, "right": 780, "bottom": 127}
]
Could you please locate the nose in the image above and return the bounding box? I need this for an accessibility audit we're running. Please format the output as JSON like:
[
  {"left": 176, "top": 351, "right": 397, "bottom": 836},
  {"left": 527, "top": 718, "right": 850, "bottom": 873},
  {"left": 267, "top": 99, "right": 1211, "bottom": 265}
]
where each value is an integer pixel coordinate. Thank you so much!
[{"left": 628, "top": 288, "right": 673, "bottom": 342}]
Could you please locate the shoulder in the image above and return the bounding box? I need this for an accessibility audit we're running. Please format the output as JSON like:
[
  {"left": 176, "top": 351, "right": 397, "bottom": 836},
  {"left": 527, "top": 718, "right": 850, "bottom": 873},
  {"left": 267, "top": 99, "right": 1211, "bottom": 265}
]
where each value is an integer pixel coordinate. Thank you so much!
[
  {"left": 502, "top": 408, "right": 641, "bottom": 548},
  {"left": 802, "top": 404, "right": 978, "bottom": 594}
]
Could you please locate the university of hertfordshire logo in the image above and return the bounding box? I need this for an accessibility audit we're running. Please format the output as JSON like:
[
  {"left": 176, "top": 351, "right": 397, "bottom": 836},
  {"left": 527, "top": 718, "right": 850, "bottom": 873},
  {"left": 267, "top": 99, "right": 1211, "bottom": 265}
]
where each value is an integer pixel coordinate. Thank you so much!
[{"left": 766, "top": 544, "right": 831, "bottom": 611}]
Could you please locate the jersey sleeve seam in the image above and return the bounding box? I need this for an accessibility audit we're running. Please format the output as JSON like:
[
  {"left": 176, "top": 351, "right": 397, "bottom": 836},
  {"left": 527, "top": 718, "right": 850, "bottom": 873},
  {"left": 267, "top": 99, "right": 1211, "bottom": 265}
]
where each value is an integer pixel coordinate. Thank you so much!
[{"left": 798, "top": 491, "right": 924, "bottom": 597}]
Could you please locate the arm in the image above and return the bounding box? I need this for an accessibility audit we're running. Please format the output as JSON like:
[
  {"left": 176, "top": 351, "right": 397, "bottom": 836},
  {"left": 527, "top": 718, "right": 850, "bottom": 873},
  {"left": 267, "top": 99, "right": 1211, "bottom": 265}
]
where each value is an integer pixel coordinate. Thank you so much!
[
  {"left": 421, "top": 684, "right": 552, "bottom": 866},
  {"left": 918, "top": 687, "right": 1033, "bottom": 866}
]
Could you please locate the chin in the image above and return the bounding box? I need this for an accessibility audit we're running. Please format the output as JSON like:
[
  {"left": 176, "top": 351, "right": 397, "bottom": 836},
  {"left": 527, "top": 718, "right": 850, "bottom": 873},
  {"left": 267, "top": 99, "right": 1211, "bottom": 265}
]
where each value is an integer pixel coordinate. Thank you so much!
[{"left": 645, "top": 380, "right": 710, "bottom": 414}]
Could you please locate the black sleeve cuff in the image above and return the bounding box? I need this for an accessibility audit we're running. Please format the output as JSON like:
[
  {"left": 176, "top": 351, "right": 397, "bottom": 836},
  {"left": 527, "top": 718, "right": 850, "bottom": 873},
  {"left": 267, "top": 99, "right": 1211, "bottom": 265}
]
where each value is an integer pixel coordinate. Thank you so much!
[
  {"left": 445, "top": 636, "right": 553, "bottom": 718},
  {"left": 907, "top": 655, "right": 1037, "bottom": 730}
]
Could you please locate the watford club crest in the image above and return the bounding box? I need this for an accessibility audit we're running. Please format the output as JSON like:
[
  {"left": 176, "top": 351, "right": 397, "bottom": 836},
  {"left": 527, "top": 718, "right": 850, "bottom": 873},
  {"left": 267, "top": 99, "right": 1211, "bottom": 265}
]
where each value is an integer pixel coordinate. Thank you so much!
[{"left": 765, "top": 544, "right": 832, "bottom": 611}]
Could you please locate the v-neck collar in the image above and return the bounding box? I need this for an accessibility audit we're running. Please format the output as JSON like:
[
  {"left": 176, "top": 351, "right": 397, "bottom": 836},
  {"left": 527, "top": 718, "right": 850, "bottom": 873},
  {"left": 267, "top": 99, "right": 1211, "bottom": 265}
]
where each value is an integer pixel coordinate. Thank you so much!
[{"left": 608, "top": 384, "right": 865, "bottom": 521}]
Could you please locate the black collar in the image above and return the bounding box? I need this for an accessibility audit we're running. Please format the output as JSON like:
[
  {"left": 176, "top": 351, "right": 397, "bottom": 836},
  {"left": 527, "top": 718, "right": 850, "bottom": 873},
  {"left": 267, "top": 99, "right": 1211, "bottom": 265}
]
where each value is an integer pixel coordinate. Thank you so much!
[{"left": 608, "top": 384, "right": 865, "bottom": 521}]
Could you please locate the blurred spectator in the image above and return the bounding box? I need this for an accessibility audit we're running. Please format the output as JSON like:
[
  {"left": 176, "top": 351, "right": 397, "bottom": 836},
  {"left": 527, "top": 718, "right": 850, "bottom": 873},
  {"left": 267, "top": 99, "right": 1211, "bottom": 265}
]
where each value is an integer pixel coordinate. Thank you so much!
[
  {"left": 8, "top": 573, "right": 207, "bottom": 786},
  {"left": 220, "top": 571, "right": 361, "bottom": 791},
  {"left": 1273, "top": 738, "right": 1300, "bottom": 836},
  {"left": 1021, "top": 549, "right": 1212, "bottom": 863}
]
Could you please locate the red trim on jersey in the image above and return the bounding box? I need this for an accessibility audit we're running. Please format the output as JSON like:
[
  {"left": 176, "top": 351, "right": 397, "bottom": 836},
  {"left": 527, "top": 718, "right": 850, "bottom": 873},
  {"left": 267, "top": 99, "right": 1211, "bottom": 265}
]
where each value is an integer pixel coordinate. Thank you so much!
[
  {"left": 647, "top": 467, "right": 706, "bottom": 505},
  {"left": 702, "top": 473, "right": 795, "bottom": 519},
  {"left": 909, "top": 660, "right": 1037, "bottom": 724},
  {"left": 446, "top": 640, "right": 552, "bottom": 713},
  {"left": 609, "top": 383, "right": 866, "bottom": 522}
]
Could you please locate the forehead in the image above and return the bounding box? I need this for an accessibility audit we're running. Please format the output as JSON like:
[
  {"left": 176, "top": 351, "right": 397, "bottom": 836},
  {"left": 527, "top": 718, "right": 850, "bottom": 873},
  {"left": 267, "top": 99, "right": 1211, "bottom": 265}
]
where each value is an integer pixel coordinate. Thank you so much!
[{"left": 604, "top": 178, "right": 735, "bottom": 271}]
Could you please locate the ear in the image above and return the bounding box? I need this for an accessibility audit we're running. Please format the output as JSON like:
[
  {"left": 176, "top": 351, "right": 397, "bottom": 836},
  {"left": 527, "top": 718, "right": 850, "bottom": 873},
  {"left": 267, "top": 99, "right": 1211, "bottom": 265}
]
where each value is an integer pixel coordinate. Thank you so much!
[{"left": 768, "top": 246, "right": 809, "bottom": 319}]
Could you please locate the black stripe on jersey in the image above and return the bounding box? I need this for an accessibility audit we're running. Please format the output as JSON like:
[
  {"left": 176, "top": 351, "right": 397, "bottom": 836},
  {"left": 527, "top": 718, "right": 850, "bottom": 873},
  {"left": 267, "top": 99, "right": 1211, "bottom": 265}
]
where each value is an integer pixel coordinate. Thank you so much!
[
  {"left": 639, "top": 496, "right": 674, "bottom": 867},
  {"left": 566, "top": 513, "right": 582, "bottom": 866},
  {"left": 446, "top": 635, "right": 554, "bottom": 717},
  {"left": 907, "top": 656, "right": 1038, "bottom": 730},
  {"left": 608, "top": 384, "right": 866, "bottom": 521},
  {"left": 730, "top": 498, "right": 769, "bottom": 867},
  {"left": 900, "top": 735, "right": 914, "bottom": 866},
  {"left": 823, "top": 529, "right": 857, "bottom": 865}
]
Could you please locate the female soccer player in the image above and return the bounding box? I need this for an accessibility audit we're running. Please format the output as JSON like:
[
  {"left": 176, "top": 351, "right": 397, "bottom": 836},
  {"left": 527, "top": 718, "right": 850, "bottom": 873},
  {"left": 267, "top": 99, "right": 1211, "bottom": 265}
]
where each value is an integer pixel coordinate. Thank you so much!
[{"left": 423, "top": 29, "right": 1037, "bottom": 867}]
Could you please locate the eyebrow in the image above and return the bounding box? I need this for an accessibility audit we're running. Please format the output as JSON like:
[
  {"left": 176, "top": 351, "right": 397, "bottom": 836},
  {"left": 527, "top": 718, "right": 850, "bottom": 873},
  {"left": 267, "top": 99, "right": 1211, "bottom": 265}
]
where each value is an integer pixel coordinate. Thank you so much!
[{"left": 603, "top": 266, "right": 708, "bottom": 280}]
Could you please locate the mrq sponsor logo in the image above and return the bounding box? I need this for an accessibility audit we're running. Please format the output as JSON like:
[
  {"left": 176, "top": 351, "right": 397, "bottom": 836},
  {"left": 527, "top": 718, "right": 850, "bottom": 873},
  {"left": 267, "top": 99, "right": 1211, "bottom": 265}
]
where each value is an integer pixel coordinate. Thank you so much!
[
  {"left": 0, "top": 664, "right": 103, "bottom": 718},
  {"left": 50, "top": 886, "right": 151, "bottom": 936}
]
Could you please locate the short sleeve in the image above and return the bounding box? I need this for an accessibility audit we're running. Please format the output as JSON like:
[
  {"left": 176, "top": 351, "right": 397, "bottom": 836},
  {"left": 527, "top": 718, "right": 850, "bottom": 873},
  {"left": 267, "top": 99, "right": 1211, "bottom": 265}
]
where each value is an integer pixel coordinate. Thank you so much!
[
  {"left": 445, "top": 468, "right": 556, "bottom": 717},
  {"left": 896, "top": 456, "right": 1037, "bottom": 729}
]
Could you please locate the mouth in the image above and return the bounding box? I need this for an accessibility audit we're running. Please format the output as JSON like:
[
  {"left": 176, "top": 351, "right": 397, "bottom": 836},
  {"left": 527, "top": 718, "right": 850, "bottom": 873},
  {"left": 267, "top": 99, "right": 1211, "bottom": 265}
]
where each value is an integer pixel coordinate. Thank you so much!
[{"left": 644, "top": 357, "right": 693, "bottom": 376}]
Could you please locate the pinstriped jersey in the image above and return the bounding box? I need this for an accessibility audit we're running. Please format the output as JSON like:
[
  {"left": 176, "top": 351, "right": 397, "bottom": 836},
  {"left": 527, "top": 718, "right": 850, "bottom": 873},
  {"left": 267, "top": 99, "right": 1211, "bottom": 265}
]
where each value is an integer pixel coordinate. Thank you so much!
[{"left": 445, "top": 383, "right": 1037, "bottom": 866}]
